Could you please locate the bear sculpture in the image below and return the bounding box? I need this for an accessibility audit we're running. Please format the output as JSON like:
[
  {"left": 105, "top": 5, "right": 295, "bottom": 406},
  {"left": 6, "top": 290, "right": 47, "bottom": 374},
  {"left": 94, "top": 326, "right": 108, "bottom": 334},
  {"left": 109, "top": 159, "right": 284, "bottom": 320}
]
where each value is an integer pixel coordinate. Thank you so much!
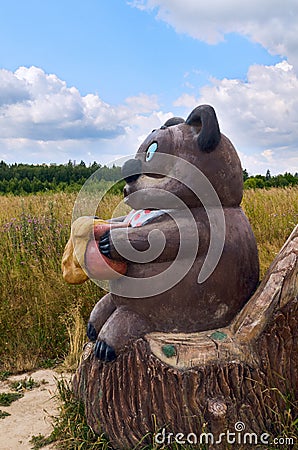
[{"left": 65, "top": 105, "right": 259, "bottom": 362}]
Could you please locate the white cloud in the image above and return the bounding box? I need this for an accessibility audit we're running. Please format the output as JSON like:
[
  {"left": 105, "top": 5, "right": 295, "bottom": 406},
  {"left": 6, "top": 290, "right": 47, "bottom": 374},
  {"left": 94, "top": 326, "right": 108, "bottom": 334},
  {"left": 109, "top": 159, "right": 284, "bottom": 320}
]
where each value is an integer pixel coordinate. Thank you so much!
[
  {"left": 131, "top": 0, "right": 298, "bottom": 69},
  {"left": 239, "top": 149, "right": 298, "bottom": 176},
  {"left": 0, "top": 69, "right": 31, "bottom": 106},
  {"left": 129, "top": 1, "right": 298, "bottom": 174},
  {"left": 0, "top": 66, "right": 171, "bottom": 164},
  {"left": 1, "top": 57, "right": 297, "bottom": 174},
  {"left": 261, "top": 149, "right": 274, "bottom": 162},
  {"left": 124, "top": 93, "right": 160, "bottom": 113},
  {"left": 173, "top": 93, "right": 197, "bottom": 109},
  {"left": 174, "top": 61, "right": 298, "bottom": 174},
  {"left": 0, "top": 66, "right": 127, "bottom": 141},
  {"left": 199, "top": 61, "right": 298, "bottom": 147}
]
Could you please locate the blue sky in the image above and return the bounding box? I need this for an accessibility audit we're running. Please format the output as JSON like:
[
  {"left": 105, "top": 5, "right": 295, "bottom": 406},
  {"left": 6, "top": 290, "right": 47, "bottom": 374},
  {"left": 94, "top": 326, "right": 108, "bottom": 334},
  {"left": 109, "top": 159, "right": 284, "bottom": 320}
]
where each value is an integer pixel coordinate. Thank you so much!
[{"left": 0, "top": 0, "right": 297, "bottom": 174}]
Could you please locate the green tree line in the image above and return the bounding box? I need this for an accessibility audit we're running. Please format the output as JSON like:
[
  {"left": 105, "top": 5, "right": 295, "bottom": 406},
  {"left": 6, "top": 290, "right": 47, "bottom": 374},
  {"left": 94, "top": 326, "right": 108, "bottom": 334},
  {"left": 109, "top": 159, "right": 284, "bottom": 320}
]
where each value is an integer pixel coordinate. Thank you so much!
[
  {"left": 0, "top": 160, "right": 297, "bottom": 195},
  {"left": 243, "top": 169, "right": 298, "bottom": 189},
  {"left": 0, "top": 160, "right": 123, "bottom": 195}
]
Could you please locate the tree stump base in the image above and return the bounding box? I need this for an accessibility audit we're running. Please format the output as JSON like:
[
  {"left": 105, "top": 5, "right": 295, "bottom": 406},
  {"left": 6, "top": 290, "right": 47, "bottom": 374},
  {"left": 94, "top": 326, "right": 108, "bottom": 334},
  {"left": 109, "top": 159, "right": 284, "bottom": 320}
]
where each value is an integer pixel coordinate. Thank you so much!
[{"left": 73, "top": 226, "right": 298, "bottom": 449}]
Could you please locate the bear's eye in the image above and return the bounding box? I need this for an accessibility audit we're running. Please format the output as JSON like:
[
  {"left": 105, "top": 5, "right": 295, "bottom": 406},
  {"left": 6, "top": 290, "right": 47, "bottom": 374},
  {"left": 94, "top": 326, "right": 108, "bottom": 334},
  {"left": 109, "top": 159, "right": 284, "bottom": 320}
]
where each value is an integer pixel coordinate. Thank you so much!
[{"left": 145, "top": 142, "right": 158, "bottom": 162}]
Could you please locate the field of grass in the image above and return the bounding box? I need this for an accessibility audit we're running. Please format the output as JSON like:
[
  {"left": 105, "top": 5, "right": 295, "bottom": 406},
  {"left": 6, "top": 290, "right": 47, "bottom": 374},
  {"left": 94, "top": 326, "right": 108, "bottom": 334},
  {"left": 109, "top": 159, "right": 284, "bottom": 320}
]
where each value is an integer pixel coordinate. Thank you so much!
[
  {"left": 241, "top": 187, "right": 298, "bottom": 277},
  {"left": 0, "top": 191, "right": 123, "bottom": 373},
  {"left": 0, "top": 186, "right": 297, "bottom": 449},
  {"left": 0, "top": 187, "right": 297, "bottom": 375}
]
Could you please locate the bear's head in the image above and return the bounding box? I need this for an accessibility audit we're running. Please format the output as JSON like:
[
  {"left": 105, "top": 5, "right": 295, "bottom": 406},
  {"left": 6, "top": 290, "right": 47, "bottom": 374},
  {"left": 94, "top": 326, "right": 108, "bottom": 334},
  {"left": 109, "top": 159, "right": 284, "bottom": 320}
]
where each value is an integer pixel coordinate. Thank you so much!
[{"left": 122, "top": 105, "right": 243, "bottom": 210}]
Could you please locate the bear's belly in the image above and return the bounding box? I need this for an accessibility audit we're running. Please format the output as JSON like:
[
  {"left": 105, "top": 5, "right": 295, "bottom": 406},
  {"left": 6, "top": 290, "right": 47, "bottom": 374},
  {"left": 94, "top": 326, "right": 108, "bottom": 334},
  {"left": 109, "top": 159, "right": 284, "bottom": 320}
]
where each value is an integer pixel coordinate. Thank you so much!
[{"left": 111, "top": 207, "right": 259, "bottom": 332}]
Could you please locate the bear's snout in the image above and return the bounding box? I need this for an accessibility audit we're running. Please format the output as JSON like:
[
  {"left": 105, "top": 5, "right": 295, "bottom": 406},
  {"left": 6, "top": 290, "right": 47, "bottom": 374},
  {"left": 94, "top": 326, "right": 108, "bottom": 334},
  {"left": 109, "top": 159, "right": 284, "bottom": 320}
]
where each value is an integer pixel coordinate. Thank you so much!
[{"left": 122, "top": 158, "right": 142, "bottom": 184}]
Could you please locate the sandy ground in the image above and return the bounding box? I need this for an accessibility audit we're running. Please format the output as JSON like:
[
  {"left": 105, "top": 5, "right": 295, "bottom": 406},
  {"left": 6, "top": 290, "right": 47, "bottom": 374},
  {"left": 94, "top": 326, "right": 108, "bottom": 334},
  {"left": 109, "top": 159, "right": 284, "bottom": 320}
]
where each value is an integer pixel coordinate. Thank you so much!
[{"left": 0, "top": 369, "right": 70, "bottom": 450}]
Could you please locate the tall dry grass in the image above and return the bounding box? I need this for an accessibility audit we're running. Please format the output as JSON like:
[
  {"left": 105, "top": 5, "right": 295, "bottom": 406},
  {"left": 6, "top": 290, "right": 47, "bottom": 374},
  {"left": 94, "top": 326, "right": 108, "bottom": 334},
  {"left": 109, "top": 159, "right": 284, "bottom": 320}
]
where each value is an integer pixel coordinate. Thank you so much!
[
  {"left": 0, "top": 187, "right": 297, "bottom": 373},
  {"left": 0, "top": 192, "right": 108, "bottom": 373},
  {"left": 242, "top": 187, "right": 298, "bottom": 278}
]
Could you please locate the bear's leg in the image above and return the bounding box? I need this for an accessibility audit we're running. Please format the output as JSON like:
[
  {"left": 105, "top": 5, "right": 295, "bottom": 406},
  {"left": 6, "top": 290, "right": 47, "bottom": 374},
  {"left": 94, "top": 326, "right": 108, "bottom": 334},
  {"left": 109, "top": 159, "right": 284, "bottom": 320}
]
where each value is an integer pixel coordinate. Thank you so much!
[
  {"left": 94, "top": 306, "right": 152, "bottom": 362},
  {"left": 87, "top": 293, "right": 116, "bottom": 342}
]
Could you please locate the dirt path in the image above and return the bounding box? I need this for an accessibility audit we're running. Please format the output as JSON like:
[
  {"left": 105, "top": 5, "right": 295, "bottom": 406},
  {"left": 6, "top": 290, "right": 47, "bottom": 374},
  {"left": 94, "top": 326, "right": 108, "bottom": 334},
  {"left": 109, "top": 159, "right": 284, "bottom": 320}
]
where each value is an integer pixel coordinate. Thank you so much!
[{"left": 0, "top": 369, "right": 70, "bottom": 450}]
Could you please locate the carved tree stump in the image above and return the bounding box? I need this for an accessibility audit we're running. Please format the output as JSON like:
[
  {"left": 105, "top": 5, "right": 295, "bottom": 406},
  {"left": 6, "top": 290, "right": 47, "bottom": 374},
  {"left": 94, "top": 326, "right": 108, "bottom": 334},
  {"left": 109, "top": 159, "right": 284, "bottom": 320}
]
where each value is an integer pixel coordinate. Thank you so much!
[{"left": 73, "top": 226, "right": 298, "bottom": 449}]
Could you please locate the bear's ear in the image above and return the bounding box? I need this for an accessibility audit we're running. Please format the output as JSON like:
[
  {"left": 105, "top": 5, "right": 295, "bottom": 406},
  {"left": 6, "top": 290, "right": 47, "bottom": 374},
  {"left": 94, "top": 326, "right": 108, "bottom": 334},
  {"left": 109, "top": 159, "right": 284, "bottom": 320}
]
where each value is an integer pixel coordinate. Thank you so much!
[
  {"left": 186, "top": 105, "right": 221, "bottom": 152},
  {"left": 161, "top": 117, "right": 185, "bottom": 129}
]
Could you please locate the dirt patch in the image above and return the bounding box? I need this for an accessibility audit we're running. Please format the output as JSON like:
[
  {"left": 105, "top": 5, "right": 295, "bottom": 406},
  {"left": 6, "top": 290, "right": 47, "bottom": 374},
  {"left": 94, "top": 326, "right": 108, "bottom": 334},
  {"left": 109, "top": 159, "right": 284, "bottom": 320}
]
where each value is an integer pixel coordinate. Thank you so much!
[{"left": 0, "top": 369, "right": 70, "bottom": 450}]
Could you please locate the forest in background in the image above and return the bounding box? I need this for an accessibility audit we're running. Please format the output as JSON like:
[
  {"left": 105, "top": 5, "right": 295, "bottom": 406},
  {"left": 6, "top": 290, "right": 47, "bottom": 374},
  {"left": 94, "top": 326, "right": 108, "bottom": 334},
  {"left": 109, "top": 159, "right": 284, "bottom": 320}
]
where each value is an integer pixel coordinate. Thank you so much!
[
  {"left": 0, "top": 160, "right": 122, "bottom": 195},
  {"left": 0, "top": 160, "right": 297, "bottom": 195}
]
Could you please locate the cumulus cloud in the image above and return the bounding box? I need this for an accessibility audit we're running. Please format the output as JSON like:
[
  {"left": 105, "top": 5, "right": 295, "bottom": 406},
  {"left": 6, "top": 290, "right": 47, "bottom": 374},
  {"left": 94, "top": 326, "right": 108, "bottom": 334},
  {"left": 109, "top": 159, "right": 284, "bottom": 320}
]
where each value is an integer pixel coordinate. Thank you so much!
[
  {"left": 0, "top": 66, "right": 128, "bottom": 141},
  {"left": 0, "top": 69, "right": 31, "bottom": 106},
  {"left": 174, "top": 61, "right": 298, "bottom": 174},
  {"left": 0, "top": 66, "right": 171, "bottom": 164},
  {"left": 130, "top": 0, "right": 298, "bottom": 69},
  {"left": 128, "top": 1, "right": 298, "bottom": 174}
]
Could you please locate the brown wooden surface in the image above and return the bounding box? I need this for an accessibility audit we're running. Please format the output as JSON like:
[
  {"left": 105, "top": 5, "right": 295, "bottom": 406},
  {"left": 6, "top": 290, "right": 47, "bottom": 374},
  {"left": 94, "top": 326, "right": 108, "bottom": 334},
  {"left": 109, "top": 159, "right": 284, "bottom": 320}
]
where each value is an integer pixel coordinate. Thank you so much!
[{"left": 73, "top": 226, "right": 298, "bottom": 449}]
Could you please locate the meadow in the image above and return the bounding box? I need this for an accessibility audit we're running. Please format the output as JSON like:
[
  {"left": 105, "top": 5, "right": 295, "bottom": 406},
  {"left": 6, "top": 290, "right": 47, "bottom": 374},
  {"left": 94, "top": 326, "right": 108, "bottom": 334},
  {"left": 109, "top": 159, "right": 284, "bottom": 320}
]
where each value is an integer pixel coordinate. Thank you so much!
[
  {"left": 0, "top": 187, "right": 297, "bottom": 375},
  {"left": 0, "top": 191, "right": 123, "bottom": 373}
]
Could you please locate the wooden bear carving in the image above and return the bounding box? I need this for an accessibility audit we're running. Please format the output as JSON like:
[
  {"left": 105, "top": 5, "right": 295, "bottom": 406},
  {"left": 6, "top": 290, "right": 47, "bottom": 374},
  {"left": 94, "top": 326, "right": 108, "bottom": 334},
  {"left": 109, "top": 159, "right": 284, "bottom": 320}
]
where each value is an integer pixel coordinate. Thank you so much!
[{"left": 64, "top": 105, "right": 259, "bottom": 362}]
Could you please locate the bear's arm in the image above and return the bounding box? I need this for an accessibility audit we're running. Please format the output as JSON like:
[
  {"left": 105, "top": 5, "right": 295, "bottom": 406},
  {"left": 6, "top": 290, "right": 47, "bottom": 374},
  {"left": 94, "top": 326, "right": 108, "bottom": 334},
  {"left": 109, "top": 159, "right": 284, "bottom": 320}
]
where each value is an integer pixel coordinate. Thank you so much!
[
  {"left": 108, "top": 216, "right": 126, "bottom": 223},
  {"left": 107, "top": 213, "right": 210, "bottom": 263}
]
